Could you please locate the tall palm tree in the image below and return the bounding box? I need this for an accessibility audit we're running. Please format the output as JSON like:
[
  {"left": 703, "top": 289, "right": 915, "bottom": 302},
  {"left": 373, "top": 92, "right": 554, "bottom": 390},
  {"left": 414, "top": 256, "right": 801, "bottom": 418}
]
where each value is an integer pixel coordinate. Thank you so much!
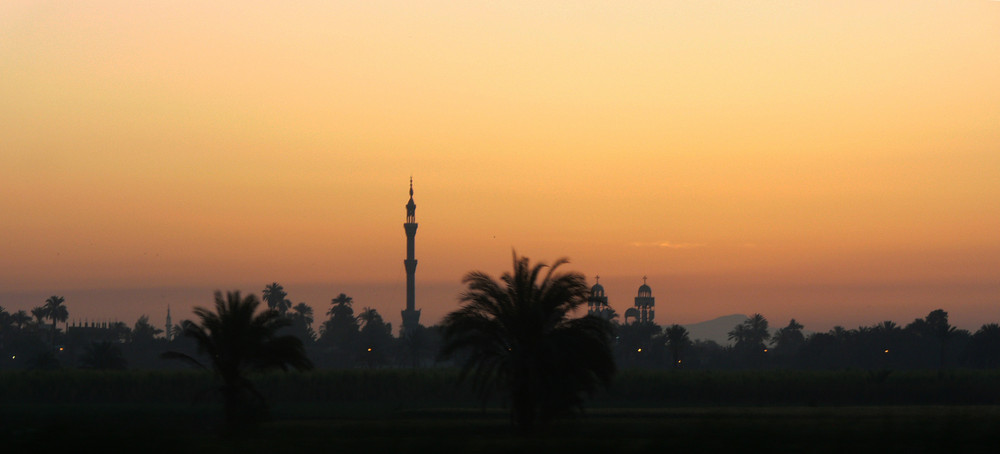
[
  {"left": 163, "top": 290, "right": 312, "bottom": 429},
  {"left": 42, "top": 296, "right": 69, "bottom": 348},
  {"left": 327, "top": 293, "right": 354, "bottom": 318},
  {"left": 441, "top": 252, "right": 615, "bottom": 431},
  {"left": 262, "top": 282, "right": 291, "bottom": 315}
]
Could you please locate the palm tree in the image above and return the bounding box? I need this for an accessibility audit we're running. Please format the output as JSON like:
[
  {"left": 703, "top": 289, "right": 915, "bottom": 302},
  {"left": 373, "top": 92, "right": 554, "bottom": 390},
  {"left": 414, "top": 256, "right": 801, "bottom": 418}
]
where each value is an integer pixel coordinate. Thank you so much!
[
  {"left": 262, "top": 282, "right": 291, "bottom": 315},
  {"left": 358, "top": 307, "right": 384, "bottom": 329},
  {"left": 163, "top": 290, "right": 312, "bottom": 429},
  {"left": 664, "top": 324, "right": 692, "bottom": 367},
  {"left": 0, "top": 307, "right": 11, "bottom": 347},
  {"left": 729, "top": 313, "right": 770, "bottom": 351},
  {"left": 440, "top": 253, "right": 615, "bottom": 431},
  {"left": 771, "top": 319, "right": 805, "bottom": 355},
  {"left": 358, "top": 307, "right": 391, "bottom": 367},
  {"left": 42, "top": 296, "right": 69, "bottom": 348},
  {"left": 132, "top": 315, "right": 164, "bottom": 343},
  {"left": 30, "top": 306, "right": 46, "bottom": 325},
  {"left": 289, "top": 302, "right": 316, "bottom": 342},
  {"left": 327, "top": 293, "right": 354, "bottom": 318},
  {"left": 924, "top": 309, "right": 958, "bottom": 370},
  {"left": 321, "top": 293, "right": 359, "bottom": 345},
  {"left": 971, "top": 324, "right": 1000, "bottom": 368},
  {"left": 292, "top": 302, "right": 314, "bottom": 326},
  {"left": 12, "top": 310, "right": 31, "bottom": 330}
]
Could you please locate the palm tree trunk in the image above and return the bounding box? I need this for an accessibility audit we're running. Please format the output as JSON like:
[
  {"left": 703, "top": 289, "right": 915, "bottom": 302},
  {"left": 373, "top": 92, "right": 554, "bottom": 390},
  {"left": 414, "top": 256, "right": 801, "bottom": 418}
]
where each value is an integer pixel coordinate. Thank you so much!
[
  {"left": 511, "top": 388, "right": 535, "bottom": 432},
  {"left": 223, "top": 384, "right": 241, "bottom": 431}
]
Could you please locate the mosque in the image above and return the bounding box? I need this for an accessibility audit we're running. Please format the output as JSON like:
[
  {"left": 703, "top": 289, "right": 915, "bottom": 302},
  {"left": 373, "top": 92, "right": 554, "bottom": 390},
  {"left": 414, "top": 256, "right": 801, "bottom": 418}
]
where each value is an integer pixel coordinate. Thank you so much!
[{"left": 395, "top": 177, "right": 653, "bottom": 330}]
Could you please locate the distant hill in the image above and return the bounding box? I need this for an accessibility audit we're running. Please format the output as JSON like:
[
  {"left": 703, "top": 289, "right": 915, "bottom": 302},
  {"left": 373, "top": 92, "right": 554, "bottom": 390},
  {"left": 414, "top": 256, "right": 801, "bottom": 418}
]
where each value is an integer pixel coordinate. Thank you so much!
[{"left": 682, "top": 314, "right": 749, "bottom": 345}]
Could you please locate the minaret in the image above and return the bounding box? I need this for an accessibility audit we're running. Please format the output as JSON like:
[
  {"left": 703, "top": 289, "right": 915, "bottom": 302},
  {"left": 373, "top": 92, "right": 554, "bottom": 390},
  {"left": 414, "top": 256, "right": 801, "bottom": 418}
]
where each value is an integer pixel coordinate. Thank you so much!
[
  {"left": 401, "top": 177, "right": 421, "bottom": 335},
  {"left": 165, "top": 305, "right": 173, "bottom": 342}
]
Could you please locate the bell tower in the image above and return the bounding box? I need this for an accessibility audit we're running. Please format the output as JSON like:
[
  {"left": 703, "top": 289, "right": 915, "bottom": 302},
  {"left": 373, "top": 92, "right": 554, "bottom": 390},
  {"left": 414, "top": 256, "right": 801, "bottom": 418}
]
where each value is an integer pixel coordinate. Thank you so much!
[{"left": 634, "top": 276, "right": 655, "bottom": 324}]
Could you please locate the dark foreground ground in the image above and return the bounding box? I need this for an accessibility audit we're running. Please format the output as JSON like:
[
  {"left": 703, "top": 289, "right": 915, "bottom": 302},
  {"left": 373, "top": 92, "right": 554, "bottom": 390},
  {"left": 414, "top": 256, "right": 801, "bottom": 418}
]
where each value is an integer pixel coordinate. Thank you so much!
[
  {"left": 4, "top": 370, "right": 1000, "bottom": 452},
  {"left": 4, "top": 404, "right": 1000, "bottom": 453}
]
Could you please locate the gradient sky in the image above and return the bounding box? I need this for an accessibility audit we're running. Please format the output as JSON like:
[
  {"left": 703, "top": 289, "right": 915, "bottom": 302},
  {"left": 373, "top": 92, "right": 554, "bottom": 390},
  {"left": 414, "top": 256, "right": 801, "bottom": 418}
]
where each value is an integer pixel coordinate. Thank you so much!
[{"left": 2, "top": 1, "right": 999, "bottom": 335}]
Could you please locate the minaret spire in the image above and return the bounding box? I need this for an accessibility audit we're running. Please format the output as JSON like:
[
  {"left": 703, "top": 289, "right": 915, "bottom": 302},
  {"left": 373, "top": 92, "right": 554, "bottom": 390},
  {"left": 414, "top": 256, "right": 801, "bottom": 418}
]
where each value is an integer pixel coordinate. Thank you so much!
[
  {"left": 401, "top": 178, "right": 421, "bottom": 336},
  {"left": 165, "top": 305, "right": 173, "bottom": 342}
]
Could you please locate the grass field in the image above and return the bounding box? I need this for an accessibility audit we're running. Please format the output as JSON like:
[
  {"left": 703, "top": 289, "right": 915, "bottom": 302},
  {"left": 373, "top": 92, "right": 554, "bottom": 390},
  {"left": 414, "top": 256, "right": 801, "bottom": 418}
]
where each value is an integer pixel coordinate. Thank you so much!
[
  {"left": 4, "top": 404, "right": 1000, "bottom": 453},
  {"left": 3, "top": 369, "right": 1000, "bottom": 452}
]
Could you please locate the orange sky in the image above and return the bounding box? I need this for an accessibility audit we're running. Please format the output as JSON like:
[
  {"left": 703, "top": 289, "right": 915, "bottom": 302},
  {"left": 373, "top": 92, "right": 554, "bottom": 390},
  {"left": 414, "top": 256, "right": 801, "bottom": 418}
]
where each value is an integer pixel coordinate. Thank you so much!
[{"left": 2, "top": 1, "right": 999, "bottom": 334}]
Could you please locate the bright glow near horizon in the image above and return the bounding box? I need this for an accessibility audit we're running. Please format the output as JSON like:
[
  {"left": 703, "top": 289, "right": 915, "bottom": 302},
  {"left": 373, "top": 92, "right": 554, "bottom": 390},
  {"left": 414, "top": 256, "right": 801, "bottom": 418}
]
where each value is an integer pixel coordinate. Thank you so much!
[{"left": 2, "top": 1, "right": 999, "bottom": 332}]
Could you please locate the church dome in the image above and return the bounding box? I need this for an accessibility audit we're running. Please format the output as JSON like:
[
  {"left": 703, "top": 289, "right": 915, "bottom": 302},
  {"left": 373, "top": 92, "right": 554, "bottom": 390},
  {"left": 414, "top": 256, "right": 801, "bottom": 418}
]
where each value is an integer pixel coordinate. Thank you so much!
[
  {"left": 590, "top": 283, "right": 605, "bottom": 297},
  {"left": 637, "top": 283, "right": 652, "bottom": 297}
]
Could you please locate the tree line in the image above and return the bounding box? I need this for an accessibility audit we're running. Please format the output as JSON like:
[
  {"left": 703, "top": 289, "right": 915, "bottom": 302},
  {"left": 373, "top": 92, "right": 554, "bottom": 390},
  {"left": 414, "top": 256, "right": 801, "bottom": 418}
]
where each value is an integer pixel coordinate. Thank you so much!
[
  {"left": 0, "top": 283, "right": 441, "bottom": 371},
  {"left": 4, "top": 290, "right": 1000, "bottom": 373},
  {"left": 614, "top": 309, "right": 1000, "bottom": 371},
  {"left": 4, "top": 253, "right": 1000, "bottom": 433}
]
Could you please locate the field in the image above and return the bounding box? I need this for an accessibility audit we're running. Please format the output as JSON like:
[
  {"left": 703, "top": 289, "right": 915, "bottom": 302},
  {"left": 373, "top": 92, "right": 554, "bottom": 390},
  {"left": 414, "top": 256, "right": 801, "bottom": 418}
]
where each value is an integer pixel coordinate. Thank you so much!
[{"left": 3, "top": 369, "right": 1000, "bottom": 452}]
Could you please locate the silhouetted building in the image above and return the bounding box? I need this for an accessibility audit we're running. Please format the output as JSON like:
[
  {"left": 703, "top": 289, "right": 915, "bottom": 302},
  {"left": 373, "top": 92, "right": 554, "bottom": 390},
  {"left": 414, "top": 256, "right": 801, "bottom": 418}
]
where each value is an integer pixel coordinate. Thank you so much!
[
  {"left": 67, "top": 320, "right": 123, "bottom": 346},
  {"left": 633, "top": 276, "right": 655, "bottom": 324},
  {"left": 588, "top": 275, "right": 614, "bottom": 320},
  {"left": 401, "top": 178, "right": 421, "bottom": 335}
]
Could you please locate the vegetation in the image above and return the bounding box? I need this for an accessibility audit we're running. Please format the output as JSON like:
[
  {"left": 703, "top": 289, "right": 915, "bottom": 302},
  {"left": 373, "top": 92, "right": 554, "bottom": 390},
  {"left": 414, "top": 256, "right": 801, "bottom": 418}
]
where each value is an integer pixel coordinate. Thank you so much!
[
  {"left": 163, "top": 290, "right": 313, "bottom": 429},
  {"left": 41, "top": 295, "right": 69, "bottom": 348},
  {"left": 5, "top": 402, "right": 998, "bottom": 453},
  {"left": 6, "top": 273, "right": 1000, "bottom": 449},
  {"left": 441, "top": 253, "right": 615, "bottom": 431},
  {"left": 663, "top": 324, "right": 692, "bottom": 367}
]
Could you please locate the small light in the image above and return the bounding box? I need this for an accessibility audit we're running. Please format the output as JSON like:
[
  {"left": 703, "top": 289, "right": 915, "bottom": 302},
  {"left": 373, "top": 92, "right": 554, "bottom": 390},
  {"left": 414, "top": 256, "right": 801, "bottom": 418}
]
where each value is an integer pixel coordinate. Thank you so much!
[
  {"left": 59, "top": 347, "right": 64, "bottom": 351},
  {"left": 367, "top": 348, "right": 372, "bottom": 352},
  {"left": 884, "top": 349, "right": 889, "bottom": 353},
  {"left": 677, "top": 360, "right": 682, "bottom": 364},
  {"left": 11, "top": 355, "right": 15, "bottom": 360},
  {"left": 637, "top": 348, "right": 642, "bottom": 352},
  {"left": 763, "top": 349, "right": 768, "bottom": 353}
]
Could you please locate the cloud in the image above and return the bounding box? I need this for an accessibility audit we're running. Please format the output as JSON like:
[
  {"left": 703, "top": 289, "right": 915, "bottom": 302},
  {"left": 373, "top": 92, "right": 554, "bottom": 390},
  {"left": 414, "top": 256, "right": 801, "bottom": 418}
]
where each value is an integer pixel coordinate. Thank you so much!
[{"left": 630, "top": 241, "right": 706, "bottom": 249}]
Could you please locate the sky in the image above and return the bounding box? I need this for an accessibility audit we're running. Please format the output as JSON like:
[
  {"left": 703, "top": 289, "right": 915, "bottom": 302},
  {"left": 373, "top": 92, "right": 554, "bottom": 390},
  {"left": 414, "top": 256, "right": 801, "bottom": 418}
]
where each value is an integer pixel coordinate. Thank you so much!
[{"left": 2, "top": 1, "right": 999, "bottom": 336}]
